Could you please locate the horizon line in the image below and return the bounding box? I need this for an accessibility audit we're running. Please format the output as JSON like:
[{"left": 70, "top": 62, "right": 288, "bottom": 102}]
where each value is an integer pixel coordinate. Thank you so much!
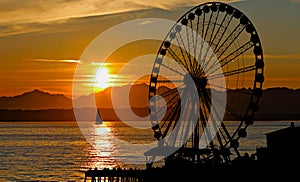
[{"left": 1, "top": 86, "right": 300, "bottom": 98}]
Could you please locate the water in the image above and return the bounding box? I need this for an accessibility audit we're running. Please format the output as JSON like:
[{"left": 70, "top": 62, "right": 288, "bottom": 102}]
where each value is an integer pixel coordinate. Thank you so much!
[{"left": 0, "top": 120, "right": 299, "bottom": 181}]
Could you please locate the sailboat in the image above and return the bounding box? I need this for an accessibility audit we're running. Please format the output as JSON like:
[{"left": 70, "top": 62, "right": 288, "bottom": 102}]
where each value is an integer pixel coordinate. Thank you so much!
[{"left": 95, "top": 108, "right": 102, "bottom": 125}]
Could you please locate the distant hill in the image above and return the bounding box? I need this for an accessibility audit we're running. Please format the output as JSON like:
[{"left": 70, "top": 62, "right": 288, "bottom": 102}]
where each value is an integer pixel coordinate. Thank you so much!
[
  {"left": 259, "top": 87, "right": 300, "bottom": 114},
  {"left": 254, "top": 87, "right": 300, "bottom": 120},
  {"left": 1, "top": 86, "right": 300, "bottom": 121},
  {"left": 94, "top": 83, "right": 149, "bottom": 108},
  {"left": 0, "top": 84, "right": 150, "bottom": 110},
  {"left": 0, "top": 89, "right": 72, "bottom": 110}
]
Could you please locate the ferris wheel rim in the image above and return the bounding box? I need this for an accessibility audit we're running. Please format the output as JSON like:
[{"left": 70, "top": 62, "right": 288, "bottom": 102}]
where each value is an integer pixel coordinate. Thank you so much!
[{"left": 148, "top": 1, "right": 264, "bottom": 161}]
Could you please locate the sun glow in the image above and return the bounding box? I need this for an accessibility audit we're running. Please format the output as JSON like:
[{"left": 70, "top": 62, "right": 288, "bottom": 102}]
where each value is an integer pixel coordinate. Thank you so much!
[{"left": 95, "top": 68, "right": 110, "bottom": 90}]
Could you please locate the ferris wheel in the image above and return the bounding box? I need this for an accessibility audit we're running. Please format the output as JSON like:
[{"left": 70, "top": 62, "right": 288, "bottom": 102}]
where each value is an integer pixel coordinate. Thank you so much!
[{"left": 148, "top": 2, "right": 264, "bottom": 164}]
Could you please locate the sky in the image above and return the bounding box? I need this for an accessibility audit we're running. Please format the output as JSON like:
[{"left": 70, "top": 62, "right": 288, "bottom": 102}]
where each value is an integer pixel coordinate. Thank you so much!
[{"left": 0, "top": 0, "right": 299, "bottom": 97}]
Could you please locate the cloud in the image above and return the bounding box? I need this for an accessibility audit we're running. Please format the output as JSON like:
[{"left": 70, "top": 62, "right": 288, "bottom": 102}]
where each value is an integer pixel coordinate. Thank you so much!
[
  {"left": 0, "top": 0, "right": 240, "bottom": 37},
  {"left": 23, "top": 58, "right": 81, "bottom": 64},
  {"left": 0, "top": 22, "right": 50, "bottom": 37},
  {"left": 0, "top": 0, "right": 143, "bottom": 24},
  {"left": 125, "top": 0, "right": 238, "bottom": 10},
  {"left": 0, "top": 0, "right": 238, "bottom": 26}
]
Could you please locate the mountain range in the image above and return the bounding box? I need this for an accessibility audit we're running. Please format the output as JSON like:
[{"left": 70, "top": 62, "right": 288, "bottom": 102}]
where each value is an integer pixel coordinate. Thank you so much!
[
  {"left": 0, "top": 89, "right": 72, "bottom": 110},
  {"left": 1, "top": 85, "right": 300, "bottom": 121},
  {"left": 0, "top": 84, "right": 149, "bottom": 110}
]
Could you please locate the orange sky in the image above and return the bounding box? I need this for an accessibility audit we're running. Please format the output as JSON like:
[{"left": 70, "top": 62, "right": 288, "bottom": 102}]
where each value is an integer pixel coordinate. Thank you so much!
[{"left": 0, "top": 0, "right": 300, "bottom": 97}]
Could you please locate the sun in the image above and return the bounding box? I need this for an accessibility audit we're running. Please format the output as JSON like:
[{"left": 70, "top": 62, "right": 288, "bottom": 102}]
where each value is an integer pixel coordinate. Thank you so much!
[{"left": 95, "top": 68, "right": 110, "bottom": 90}]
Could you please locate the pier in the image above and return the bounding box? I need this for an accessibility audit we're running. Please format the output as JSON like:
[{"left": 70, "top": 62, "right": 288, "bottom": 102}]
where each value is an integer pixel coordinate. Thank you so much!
[{"left": 84, "top": 168, "right": 147, "bottom": 182}]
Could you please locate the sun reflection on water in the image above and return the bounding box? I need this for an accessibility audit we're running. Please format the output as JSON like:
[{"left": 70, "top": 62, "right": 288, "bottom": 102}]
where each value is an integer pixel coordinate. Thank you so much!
[{"left": 80, "top": 122, "right": 122, "bottom": 170}]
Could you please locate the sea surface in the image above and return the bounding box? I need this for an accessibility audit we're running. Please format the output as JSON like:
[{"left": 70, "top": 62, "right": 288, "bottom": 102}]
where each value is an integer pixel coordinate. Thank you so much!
[{"left": 0, "top": 120, "right": 299, "bottom": 181}]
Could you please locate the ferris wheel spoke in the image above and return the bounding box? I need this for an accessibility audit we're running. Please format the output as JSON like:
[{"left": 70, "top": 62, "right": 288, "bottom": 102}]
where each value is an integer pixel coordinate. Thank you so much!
[
  {"left": 209, "top": 13, "right": 234, "bottom": 54},
  {"left": 199, "top": 106, "right": 211, "bottom": 147},
  {"left": 205, "top": 91, "right": 239, "bottom": 145},
  {"left": 199, "top": 98, "right": 207, "bottom": 120},
  {"left": 207, "top": 41, "right": 254, "bottom": 74},
  {"left": 197, "top": 13, "right": 206, "bottom": 64},
  {"left": 199, "top": 91, "right": 217, "bottom": 146},
  {"left": 201, "top": 11, "right": 220, "bottom": 67},
  {"left": 193, "top": 12, "right": 203, "bottom": 61},
  {"left": 158, "top": 91, "right": 181, "bottom": 117},
  {"left": 153, "top": 92, "right": 181, "bottom": 120},
  {"left": 221, "top": 123, "right": 234, "bottom": 146},
  {"left": 215, "top": 23, "right": 246, "bottom": 58},
  {"left": 160, "top": 100, "right": 179, "bottom": 129},
  {"left": 156, "top": 98, "right": 178, "bottom": 121},
  {"left": 209, "top": 90, "right": 244, "bottom": 121},
  {"left": 166, "top": 47, "right": 186, "bottom": 68},
  {"left": 216, "top": 121, "right": 234, "bottom": 147},
  {"left": 208, "top": 11, "right": 220, "bottom": 45},
  {"left": 185, "top": 24, "right": 194, "bottom": 73},
  {"left": 169, "top": 115, "right": 182, "bottom": 147},
  {"left": 208, "top": 96, "right": 231, "bottom": 146},
  {"left": 166, "top": 48, "right": 190, "bottom": 73},
  {"left": 202, "top": 14, "right": 234, "bottom": 70},
  {"left": 167, "top": 90, "right": 189, "bottom": 143},
  {"left": 164, "top": 92, "right": 181, "bottom": 108},
  {"left": 218, "top": 124, "right": 229, "bottom": 145},
  {"left": 214, "top": 131, "right": 225, "bottom": 151},
  {"left": 205, "top": 22, "right": 246, "bottom": 69},
  {"left": 195, "top": 12, "right": 201, "bottom": 35},
  {"left": 160, "top": 87, "right": 183, "bottom": 99},
  {"left": 219, "top": 41, "right": 254, "bottom": 67},
  {"left": 208, "top": 65, "right": 256, "bottom": 80},
  {"left": 194, "top": 62, "right": 206, "bottom": 77},
  {"left": 199, "top": 104, "right": 209, "bottom": 130},
  {"left": 189, "top": 19, "right": 197, "bottom": 66},
  {"left": 165, "top": 98, "right": 181, "bottom": 113},
  {"left": 201, "top": 95, "right": 225, "bottom": 153},
  {"left": 161, "top": 63, "right": 185, "bottom": 76},
  {"left": 173, "top": 36, "right": 192, "bottom": 73},
  {"left": 210, "top": 110, "right": 230, "bottom": 147},
  {"left": 201, "top": 13, "right": 206, "bottom": 38},
  {"left": 200, "top": 90, "right": 211, "bottom": 116},
  {"left": 162, "top": 102, "right": 181, "bottom": 138},
  {"left": 180, "top": 92, "right": 195, "bottom": 144},
  {"left": 198, "top": 98, "right": 208, "bottom": 136},
  {"left": 201, "top": 90, "right": 226, "bottom": 149},
  {"left": 189, "top": 25, "right": 203, "bottom": 76},
  {"left": 177, "top": 32, "right": 194, "bottom": 73},
  {"left": 203, "top": 10, "right": 214, "bottom": 43},
  {"left": 158, "top": 85, "right": 184, "bottom": 98},
  {"left": 191, "top": 91, "right": 201, "bottom": 149}
]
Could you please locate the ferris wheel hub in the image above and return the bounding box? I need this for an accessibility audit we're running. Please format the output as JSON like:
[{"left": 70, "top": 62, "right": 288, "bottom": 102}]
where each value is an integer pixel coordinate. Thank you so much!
[{"left": 184, "top": 74, "right": 208, "bottom": 89}]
